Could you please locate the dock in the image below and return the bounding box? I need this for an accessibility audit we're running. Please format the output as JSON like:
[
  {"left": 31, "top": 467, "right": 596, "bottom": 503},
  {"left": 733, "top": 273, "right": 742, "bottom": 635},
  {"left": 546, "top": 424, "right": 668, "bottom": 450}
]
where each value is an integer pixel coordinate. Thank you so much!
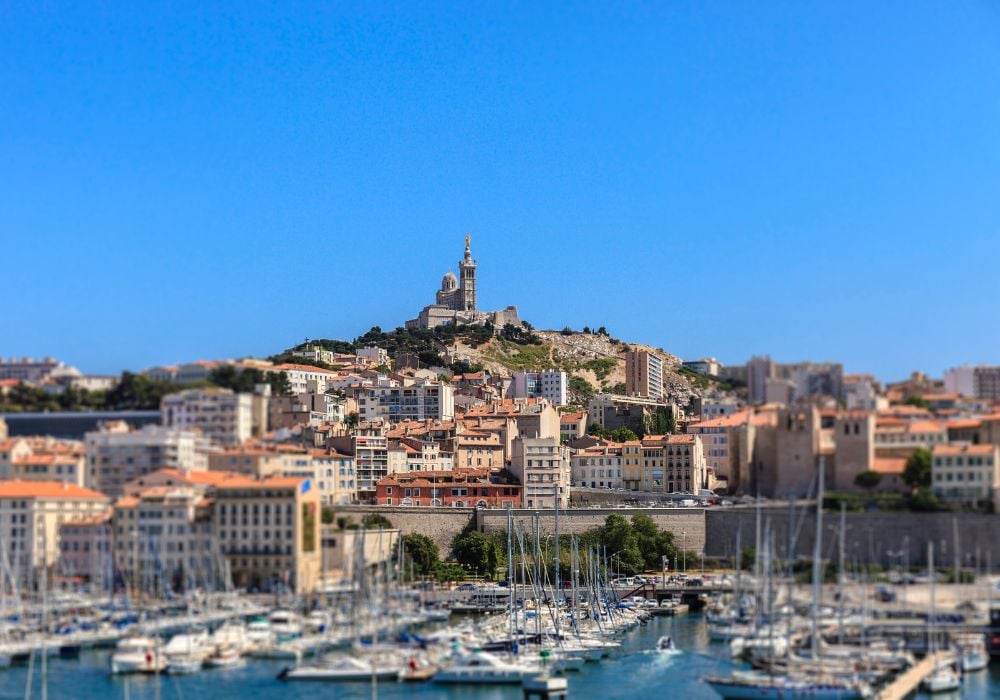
[{"left": 875, "top": 652, "right": 947, "bottom": 700}]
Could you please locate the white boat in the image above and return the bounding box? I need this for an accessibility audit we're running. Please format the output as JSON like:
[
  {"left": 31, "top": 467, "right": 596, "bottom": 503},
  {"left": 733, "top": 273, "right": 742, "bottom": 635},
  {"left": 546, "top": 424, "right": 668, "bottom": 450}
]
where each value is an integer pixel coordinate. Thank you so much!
[
  {"left": 279, "top": 654, "right": 402, "bottom": 681},
  {"left": 433, "top": 651, "right": 540, "bottom": 685},
  {"left": 245, "top": 618, "right": 274, "bottom": 649},
  {"left": 205, "top": 644, "right": 243, "bottom": 669},
  {"left": 163, "top": 629, "right": 211, "bottom": 659},
  {"left": 921, "top": 664, "right": 961, "bottom": 693},
  {"left": 167, "top": 656, "right": 204, "bottom": 675},
  {"left": 954, "top": 633, "right": 989, "bottom": 673},
  {"left": 704, "top": 671, "right": 870, "bottom": 699},
  {"left": 269, "top": 610, "right": 302, "bottom": 641},
  {"left": 210, "top": 622, "right": 248, "bottom": 653},
  {"left": 657, "top": 635, "right": 677, "bottom": 652},
  {"left": 110, "top": 636, "right": 165, "bottom": 675}
]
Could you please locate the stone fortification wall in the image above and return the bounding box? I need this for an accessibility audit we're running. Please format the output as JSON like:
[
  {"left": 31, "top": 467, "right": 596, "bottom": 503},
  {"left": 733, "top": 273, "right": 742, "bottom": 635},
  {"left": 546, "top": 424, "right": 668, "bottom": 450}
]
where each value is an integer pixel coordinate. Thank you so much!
[{"left": 704, "top": 506, "right": 1000, "bottom": 568}]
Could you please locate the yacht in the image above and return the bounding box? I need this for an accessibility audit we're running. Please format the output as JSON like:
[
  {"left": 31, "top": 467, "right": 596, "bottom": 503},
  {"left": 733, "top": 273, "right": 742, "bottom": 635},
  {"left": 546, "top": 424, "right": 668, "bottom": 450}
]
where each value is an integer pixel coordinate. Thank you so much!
[
  {"left": 245, "top": 617, "right": 274, "bottom": 650},
  {"left": 433, "top": 651, "right": 540, "bottom": 685},
  {"left": 268, "top": 610, "right": 302, "bottom": 641},
  {"left": 110, "top": 636, "right": 165, "bottom": 675},
  {"left": 954, "top": 633, "right": 989, "bottom": 673},
  {"left": 704, "top": 671, "right": 871, "bottom": 699},
  {"left": 921, "top": 663, "right": 961, "bottom": 694},
  {"left": 278, "top": 653, "right": 402, "bottom": 681},
  {"left": 204, "top": 644, "right": 243, "bottom": 669}
]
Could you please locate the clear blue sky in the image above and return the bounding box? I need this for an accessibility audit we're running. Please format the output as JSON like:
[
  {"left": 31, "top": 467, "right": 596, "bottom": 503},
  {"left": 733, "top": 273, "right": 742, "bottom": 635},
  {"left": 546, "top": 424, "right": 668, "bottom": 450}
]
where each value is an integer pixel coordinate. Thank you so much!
[{"left": 3, "top": 2, "right": 999, "bottom": 382}]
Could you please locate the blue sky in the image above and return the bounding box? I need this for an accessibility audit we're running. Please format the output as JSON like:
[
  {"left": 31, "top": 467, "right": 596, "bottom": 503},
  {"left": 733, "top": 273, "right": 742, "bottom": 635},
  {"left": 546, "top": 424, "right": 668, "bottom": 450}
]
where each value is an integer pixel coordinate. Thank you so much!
[{"left": 3, "top": 2, "right": 999, "bottom": 381}]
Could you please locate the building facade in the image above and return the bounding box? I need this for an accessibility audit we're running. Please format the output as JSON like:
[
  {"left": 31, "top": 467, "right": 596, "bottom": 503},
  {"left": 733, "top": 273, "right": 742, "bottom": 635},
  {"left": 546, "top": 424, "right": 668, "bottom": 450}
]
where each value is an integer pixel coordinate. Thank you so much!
[
  {"left": 510, "top": 370, "right": 569, "bottom": 406},
  {"left": 509, "top": 436, "right": 571, "bottom": 509},
  {"left": 161, "top": 388, "right": 253, "bottom": 445},
  {"left": 85, "top": 423, "right": 206, "bottom": 498},
  {"left": 625, "top": 350, "right": 664, "bottom": 400}
]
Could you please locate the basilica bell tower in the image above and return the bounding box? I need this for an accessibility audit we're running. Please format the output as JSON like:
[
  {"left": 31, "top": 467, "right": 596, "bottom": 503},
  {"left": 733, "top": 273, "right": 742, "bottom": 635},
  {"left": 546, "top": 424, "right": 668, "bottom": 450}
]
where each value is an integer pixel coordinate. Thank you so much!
[{"left": 459, "top": 235, "right": 477, "bottom": 312}]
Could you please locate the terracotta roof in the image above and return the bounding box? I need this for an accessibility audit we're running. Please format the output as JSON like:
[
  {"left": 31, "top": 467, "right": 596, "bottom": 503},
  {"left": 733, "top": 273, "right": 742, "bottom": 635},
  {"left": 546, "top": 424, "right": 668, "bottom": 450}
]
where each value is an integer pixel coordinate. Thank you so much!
[
  {"left": 0, "top": 481, "right": 107, "bottom": 500},
  {"left": 155, "top": 468, "right": 247, "bottom": 486},
  {"left": 933, "top": 444, "right": 998, "bottom": 457},
  {"left": 212, "top": 476, "right": 307, "bottom": 490},
  {"left": 271, "top": 363, "right": 337, "bottom": 374},
  {"left": 946, "top": 419, "right": 982, "bottom": 430},
  {"left": 872, "top": 457, "right": 906, "bottom": 475}
]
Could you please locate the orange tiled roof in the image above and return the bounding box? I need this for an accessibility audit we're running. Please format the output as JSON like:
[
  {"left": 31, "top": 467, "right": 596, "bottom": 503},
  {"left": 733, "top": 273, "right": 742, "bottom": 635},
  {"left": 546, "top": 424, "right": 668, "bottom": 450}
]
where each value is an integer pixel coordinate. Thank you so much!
[
  {"left": 0, "top": 481, "right": 107, "bottom": 500},
  {"left": 933, "top": 444, "right": 998, "bottom": 457},
  {"left": 872, "top": 457, "right": 906, "bottom": 475}
]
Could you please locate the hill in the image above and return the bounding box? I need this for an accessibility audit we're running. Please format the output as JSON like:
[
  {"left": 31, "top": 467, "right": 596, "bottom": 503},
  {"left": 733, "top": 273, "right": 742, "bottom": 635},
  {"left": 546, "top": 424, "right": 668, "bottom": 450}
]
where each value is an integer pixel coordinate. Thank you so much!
[{"left": 281, "top": 324, "right": 712, "bottom": 407}]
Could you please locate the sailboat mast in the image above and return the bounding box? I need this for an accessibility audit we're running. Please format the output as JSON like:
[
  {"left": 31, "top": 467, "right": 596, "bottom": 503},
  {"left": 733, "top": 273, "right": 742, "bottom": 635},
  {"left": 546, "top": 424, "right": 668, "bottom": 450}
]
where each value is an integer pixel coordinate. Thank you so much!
[{"left": 811, "top": 456, "right": 825, "bottom": 660}]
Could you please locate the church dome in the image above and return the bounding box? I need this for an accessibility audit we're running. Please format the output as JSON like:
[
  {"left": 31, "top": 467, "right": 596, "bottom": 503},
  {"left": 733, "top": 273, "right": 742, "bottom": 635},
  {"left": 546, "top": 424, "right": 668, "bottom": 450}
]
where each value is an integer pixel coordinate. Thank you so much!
[{"left": 441, "top": 271, "right": 458, "bottom": 291}]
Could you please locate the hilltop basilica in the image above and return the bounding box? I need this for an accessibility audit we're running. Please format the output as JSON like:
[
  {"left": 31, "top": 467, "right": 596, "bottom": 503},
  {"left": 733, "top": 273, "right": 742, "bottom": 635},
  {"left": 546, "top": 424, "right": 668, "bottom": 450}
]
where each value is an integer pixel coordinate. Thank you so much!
[{"left": 405, "top": 237, "right": 521, "bottom": 329}]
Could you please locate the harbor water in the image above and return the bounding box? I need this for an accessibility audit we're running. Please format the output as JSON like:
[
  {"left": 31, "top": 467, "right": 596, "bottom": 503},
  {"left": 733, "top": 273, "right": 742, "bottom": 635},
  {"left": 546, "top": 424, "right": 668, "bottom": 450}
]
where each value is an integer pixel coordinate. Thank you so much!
[{"left": 3, "top": 613, "right": 999, "bottom": 699}]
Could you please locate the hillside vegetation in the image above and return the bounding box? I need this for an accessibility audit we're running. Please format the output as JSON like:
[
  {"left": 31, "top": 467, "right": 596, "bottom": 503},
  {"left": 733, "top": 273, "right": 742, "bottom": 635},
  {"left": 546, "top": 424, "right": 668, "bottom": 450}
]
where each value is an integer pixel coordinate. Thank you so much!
[{"left": 289, "top": 324, "right": 706, "bottom": 407}]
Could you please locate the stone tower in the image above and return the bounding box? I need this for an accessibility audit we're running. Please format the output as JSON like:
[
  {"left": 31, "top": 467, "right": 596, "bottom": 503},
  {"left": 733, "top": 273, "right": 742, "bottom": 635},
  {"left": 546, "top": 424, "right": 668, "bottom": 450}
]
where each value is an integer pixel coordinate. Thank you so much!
[{"left": 459, "top": 235, "right": 477, "bottom": 312}]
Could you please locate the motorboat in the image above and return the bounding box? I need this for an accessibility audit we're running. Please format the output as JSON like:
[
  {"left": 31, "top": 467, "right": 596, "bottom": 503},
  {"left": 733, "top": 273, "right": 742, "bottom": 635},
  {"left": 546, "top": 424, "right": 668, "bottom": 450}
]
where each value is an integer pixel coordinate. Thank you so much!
[
  {"left": 433, "top": 651, "right": 540, "bottom": 685},
  {"left": 166, "top": 655, "right": 204, "bottom": 675},
  {"left": 245, "top": 618, "right": 274, "bottom": 650},
  {"left": 278, "top": 653, "right": 402, "bottom": 681},
  {"left": 205, "top": 644, "right": 243, "bottom": 669},
  {"left": 954, "top": 633, "right": 989, "bottom": 673},
  {"left": 210, "top": 622, "right": 248, "bottom": 653},
  {"left": 704, "top": 671, "right": 871, "bottom": 699},
  {"left": 657, "top": 635, "right": 677, "bottom": 652},
  {"left": 110, "top": 636, "right": 165, "bottom": 675},
  {"left": 268, "top": 610, "right": 302, "bottom": 641},
  {"left": 921, "top": 663, "right": 961, "bottom": 693}
]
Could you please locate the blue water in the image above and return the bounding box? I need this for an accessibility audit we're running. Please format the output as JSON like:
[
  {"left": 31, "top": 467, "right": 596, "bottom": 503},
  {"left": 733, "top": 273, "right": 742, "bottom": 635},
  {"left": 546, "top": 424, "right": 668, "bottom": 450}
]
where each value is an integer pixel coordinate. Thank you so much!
[{"left": 2, "top": 615, "right": 998, "bottom": 699}]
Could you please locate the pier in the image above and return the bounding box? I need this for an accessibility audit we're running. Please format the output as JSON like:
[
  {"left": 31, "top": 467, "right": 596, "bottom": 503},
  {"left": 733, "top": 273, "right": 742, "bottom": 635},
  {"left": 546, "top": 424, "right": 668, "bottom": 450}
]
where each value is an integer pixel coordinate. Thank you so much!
[{"left": 875, "top": 652, "right": 947, "bottom": 700}]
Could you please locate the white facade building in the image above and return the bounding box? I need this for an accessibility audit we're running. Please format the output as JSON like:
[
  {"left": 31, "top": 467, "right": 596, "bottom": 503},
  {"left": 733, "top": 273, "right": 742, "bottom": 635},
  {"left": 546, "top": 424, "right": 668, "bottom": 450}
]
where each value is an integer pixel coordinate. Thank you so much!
[
  {"left": 359, "top": 381, "right": 455, "bottom": 423},
  {"left": 161, "top": 388, "right": 253, "bottom": 446},
  {"left": 85, "top": 424, "right": 207, "bottom": 498},
  {"left": 510, "top": 370, "right": 569, "bottom": 406},
  {"left": 509, "top": 436, "right": 571, "bottom": 509}
]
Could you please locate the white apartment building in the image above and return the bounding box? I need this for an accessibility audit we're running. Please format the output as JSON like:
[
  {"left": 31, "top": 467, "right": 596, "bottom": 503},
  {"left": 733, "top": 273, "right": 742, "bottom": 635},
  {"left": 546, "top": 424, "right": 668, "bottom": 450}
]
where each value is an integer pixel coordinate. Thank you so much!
[
  {"left": 510, "top": 370, "right": 569, "bottom": 406},
  {"left": 86, "top": 423, "right": 207, "bottom": 498},
  {"left": 932, "top": 444, "right": 1000, "bottom": 506},
  {"left": 509, "top": 436, "right": 571, "bottom": 509},
  {"left": 356, "top": 346, "right": 389, "bottom": 366},
  {"left": 571, "top": 445, "right": 623, "bottom": 489},
  {"left": 0, "top": 356, "right": 69, "bottom": 384},
  {"left": 0, "top": 482, "right": 110, "bottom": 574},
  {"left": 359, "top": 381, "right": 455, "bottom": 423},
  {"left": 701, "top": 396, "right": 743, "bottom": 419},
  {"left": 271, "top": 364, "right": 339, "bottom": 394},
  {"left": 161, "top": 388, "right": 253, "bottom": 446}
]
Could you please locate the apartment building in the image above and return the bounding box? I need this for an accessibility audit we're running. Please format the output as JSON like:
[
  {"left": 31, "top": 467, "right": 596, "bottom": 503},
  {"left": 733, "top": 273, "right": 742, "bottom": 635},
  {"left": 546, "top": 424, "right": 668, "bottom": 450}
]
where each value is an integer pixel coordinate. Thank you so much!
[
  {"left": 509, "top": 436, "right": 570, "bottom": 509},
  {"left": 359, "top": 381, "right": 455, "bottom": 423},
  {"left": 944, "top": 365, "right": 1000, "bottom": 401},
  {"left": 932, "top": 444, "right": 1000, "bottom": 507},
  {"left": 571, "top": 443, "right": 623, "bottom": 489},
  {"left": 1, "top": 437, "right": 85, "bottom": 487},
  {"left": 270, "top": 364, "right": 339, "bottom": 394},
  {"left": 455, "top": 429, "right": 504, "bottom": 470},
  {"left": 622, "top": 434, "right": 707, "bottom": 494},
  {"left": 376, "top": 468, "right": 521, "bottom": 508},
  {"left": 510, "top": 370, "right": 569, "bottom": 406},
  {"left": 85, "top": 423, "right": 207, "bottom": 498},
  {"left": 0, "top": 481, "right": 110, "bottom": 574},
  {"left": 213, "top": 476, "right": 321, "bottom": 594},
  {"left": 873, "top": 419, "right": 948, "bottom": 457},
  {"left": 560, "top": 411, "right": 588, "bottom": 443},
  {"left": 161, "top": 388, "right": 253, "bottom": 446},
  {"left": 356, "top": 346, "right": 389, "bottom": 366},
  {"left": 112, "top": 487, "right": 215, "bottom": 595},
  {"left": 625, "top": 350, "right": 664, "bottom": 400},
  {"left": 464, "top": 399, "right": 560, "bottom": 453},
  {"left": 58, "top": 512, "right": 112, "bottom": 584},
  {"left": 686, "top": 411, "right": 752, "bottom": 492}
]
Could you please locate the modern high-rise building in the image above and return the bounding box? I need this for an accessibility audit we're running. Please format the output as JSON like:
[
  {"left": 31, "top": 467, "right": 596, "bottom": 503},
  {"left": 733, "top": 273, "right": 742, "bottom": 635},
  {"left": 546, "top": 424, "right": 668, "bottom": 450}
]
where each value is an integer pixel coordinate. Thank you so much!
[
  {"left": 625, "top": 350, "right": 664, "bottom": 400},
  {"left": 509, "top": 436, "right": 571, "bottom": 509},
  {"left": 747, "top": 355, "right": 776, "bottom": 405}
]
